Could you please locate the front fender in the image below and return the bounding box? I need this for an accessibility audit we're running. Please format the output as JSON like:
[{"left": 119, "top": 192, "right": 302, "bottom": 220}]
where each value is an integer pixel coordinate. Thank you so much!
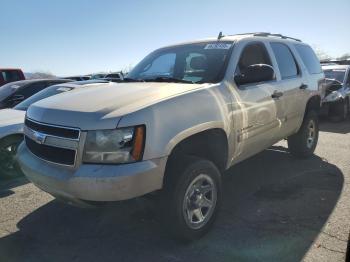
[
  {"left": 0, "top": 123, "right": 24, "bottom": 140},
  {"left": 117, "top": 84, "right": 234, "bottom": 161}
]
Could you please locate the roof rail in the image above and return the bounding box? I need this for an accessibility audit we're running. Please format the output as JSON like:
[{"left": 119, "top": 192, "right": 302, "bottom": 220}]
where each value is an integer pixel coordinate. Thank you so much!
[
  {"left": 232, "top": 32, "right": 271, "bottom": 36},
  {"left": 253, "top": 32, "right": 302, "bottom": 42}
]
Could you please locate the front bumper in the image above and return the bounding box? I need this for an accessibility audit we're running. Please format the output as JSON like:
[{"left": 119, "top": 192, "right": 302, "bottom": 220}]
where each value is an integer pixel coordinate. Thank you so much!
[{"left": 17, "top": 142, "right": 167, "bottom": 204}]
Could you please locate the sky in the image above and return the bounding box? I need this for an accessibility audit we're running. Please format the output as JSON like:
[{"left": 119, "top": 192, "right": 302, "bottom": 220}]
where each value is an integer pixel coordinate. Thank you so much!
[{"left": 0, "top": 0, "right": 349, "bottom": 76}]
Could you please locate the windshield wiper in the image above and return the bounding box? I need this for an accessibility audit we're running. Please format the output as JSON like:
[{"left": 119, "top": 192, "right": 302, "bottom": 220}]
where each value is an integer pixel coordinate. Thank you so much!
[{"left": 144, "top": 76, "right": 194, "bottom": 84}]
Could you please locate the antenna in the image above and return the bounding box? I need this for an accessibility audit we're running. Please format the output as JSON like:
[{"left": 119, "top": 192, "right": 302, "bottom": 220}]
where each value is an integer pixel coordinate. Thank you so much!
[{"left": 217, "top": 31, "right": 224, "bottom": 40}]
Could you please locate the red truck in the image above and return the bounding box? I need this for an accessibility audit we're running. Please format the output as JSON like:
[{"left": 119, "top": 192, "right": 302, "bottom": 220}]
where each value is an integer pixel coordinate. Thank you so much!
[{"left": 0, "top": 69, "right": 25, "bottom": 86}]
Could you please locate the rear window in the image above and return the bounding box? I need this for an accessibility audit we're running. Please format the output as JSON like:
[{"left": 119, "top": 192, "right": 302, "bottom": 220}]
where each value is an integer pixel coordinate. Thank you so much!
[
  {"left": 295, "top": 45, "right": 322, "bottom": 74},
  {"left": 1, "top": 70, "right": 22, "bottom": 82},
  {"left": 271, "top": 42, "right": 299, "bottom": 79},
  {"left": 323, "top": 69, "right": 346, "bottom": 83}
]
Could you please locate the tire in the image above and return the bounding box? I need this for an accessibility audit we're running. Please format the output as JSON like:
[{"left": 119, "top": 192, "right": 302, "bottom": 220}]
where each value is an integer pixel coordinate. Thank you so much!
[
  {"left": 0, "top": 135, "right": 24, "bottom": 179},
  {"left": 287, "top": 110, "right": 319, "bottom": 158},
  {"left": 160, "top": 156, "right": 222, "bottom": 241},
  {"left": 329, "top": 99, "right": 348, "bottom": 122}
]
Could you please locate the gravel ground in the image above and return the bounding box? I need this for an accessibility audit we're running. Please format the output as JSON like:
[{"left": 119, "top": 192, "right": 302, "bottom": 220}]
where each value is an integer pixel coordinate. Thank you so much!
[{"left": 0, "top": 120, "right": 349, "bottom": 262}]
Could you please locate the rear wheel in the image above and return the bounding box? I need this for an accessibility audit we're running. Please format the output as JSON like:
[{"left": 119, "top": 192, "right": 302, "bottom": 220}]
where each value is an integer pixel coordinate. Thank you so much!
[
  {"left": 329, "top": 99, "right": 348, "bottom": 122},
  {"left": 287, "top": 110, "right": 319, "bottom": 158},
  {"left": 160, "top": 157, "right": 222, "bottom": 241},
  {"left": 0, "top": 135, "right": 23, "bottom": 179}
]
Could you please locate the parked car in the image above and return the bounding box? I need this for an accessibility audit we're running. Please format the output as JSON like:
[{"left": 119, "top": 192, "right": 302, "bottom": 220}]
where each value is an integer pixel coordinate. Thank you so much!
[
  {"left": 17, "top": 33, "right": 323, "bottom": 240},
  {"left": 0, "top": 79, "right": 72, "bottom": 110},
  {"left": 90, "top": 73, "right": 107, "bottom": 79},
  {"left": 321, "top": 64, "right": 350, "bottom": 121},
  {"left": 63, "top": 76, "right": 91, "bottom": 81},
  {"left": 105, "top": 72, "right": 123, "bottom": 79},
  {"left": 0, "top": 80, "right": 108, "bottom": 178},
  {"left": 0, "top": 68, "right": 25, "bottom": 87},
  {"left": 100, "top": 72, "right": 124, "bottom": 82}
]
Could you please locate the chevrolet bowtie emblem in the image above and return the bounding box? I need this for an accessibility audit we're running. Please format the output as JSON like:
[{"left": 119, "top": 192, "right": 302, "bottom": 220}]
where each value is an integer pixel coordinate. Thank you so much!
[{"left": 33, "top": 131, "right": 46, "bottom": 144}]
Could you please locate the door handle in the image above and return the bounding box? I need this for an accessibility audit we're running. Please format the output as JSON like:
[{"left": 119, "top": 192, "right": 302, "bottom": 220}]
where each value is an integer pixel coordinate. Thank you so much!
[
  {"left": 299, "top": 84, "right": 308, "bottom": 89},
  {"left": 271, "top": 90, "right": 283, "bottom": 99}
]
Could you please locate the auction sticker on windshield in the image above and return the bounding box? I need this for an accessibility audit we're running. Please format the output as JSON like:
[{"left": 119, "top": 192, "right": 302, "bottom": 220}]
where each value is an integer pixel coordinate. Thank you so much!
[{"left": 204, "top": 43, "right": 232, "bottom": 50}]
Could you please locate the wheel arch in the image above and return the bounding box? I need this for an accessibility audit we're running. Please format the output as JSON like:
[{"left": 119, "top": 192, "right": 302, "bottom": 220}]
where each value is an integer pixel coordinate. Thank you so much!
[
  {"left": 0, "top": 133, "right": 24, "bottom": 147},
  {"left": 305, "top": 95, "right": 321, "bottom": 116},
  {"left": 165, "top": 127, "right": 229, "bottom": 176}
]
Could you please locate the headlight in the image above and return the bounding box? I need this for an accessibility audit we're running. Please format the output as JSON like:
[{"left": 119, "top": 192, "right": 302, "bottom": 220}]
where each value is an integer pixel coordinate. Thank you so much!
[{"left": 83, "top": 126, "right": 145, "bottom": 164}]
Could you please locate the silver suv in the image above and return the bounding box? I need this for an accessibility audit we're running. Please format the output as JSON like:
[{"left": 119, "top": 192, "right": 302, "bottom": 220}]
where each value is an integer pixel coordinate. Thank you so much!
[{"left": 17, "top": 32, "right": 324, "bottom": 240}]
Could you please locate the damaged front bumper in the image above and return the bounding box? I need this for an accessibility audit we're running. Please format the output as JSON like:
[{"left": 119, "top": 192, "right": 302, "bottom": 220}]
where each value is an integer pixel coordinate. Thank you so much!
[{"left": 17, "top": 142, "right": 167, "bottom": 206}]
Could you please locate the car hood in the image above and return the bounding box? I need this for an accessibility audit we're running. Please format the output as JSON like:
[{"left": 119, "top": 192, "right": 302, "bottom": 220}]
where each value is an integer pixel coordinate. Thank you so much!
[
  {"left": 27, "top": 82, "right": 206, "bottom": 130},
  {"left": 0, "top": 109, "right": 26, "bottom": 127}
]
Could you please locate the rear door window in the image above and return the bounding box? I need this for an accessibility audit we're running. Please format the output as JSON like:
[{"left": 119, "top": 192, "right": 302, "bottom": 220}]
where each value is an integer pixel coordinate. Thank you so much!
[
  {"left": 295, "top": 44, "right": 322, "bottom": 74},
  {"left": 270, "top": 42, "right": 299, "bottom": 79}
]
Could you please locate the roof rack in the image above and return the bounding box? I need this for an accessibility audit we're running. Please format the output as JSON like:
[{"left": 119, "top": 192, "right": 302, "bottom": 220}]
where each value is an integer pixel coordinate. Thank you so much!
[
  {"left": 253, "top": 32, "right": 302, "bottom": 42},
  {"left": 231, "top": 32, "right": 271, "bottom": 36}
]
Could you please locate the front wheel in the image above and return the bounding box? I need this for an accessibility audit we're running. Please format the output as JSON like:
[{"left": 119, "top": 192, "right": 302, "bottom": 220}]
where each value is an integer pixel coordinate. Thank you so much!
[
  {"left": 0, "top": 135, "right": 24, "bottom": 179},
  {"left": 287, "top": 111, "right": 319, "bottom": 158},
  {"left": 160, "top": 157, "right": 222, "bottom": 241}
]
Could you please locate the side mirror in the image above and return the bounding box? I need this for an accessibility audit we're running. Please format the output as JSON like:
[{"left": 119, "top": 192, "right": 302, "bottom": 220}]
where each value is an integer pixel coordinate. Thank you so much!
[{"left": 235, "top": 64, "right": 275, "bottom": 86}]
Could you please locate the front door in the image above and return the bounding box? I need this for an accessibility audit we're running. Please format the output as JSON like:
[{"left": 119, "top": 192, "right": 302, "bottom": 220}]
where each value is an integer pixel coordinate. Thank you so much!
[{"left": 230, "top": 41, "right": 280, "bottom": 163}]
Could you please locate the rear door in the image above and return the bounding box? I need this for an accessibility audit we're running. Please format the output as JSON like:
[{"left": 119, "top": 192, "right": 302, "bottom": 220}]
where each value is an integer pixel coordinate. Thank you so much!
[{"left": 268, "top": 41, "right": 304, "bottom": 139}]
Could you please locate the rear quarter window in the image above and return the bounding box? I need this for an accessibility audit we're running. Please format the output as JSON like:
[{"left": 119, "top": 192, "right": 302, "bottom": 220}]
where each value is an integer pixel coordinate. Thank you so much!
[{"left": 295, "top": 45, "right": 322, "bottom": 74}]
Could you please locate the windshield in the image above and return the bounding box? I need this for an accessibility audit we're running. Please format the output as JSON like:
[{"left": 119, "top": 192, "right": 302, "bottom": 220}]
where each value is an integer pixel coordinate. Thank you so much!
[
  {"left": 14, "top": 85, "right": 73, "bottom": 111},
  {"left": 127, "top": 42, "right": 233, "bottom": 83},
  {"left": 324, "top": 69, "right": 346, "bottom": 83},
  {"left": 0, "top": 81, "right": 27, "bottom": 101}
]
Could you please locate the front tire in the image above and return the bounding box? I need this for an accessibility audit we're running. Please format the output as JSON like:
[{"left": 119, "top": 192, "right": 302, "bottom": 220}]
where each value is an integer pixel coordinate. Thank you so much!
[
  {"left": 160, "top": 157, "right": 222, "bottom": 241},
  {"left": 287, "top": 110, "right": 319, "bottom": 158},
  {"left": 0, "top": 135, "right": 23, "bottom": 179}
]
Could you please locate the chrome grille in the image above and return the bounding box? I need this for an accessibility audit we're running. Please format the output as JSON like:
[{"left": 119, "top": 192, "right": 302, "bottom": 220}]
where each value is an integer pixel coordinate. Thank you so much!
[
  {"left": 25, "top": 118, "right": 80, "bottom": 140},
  {"left": 24, "top": 118, "right": 81, "bottom": 166}
]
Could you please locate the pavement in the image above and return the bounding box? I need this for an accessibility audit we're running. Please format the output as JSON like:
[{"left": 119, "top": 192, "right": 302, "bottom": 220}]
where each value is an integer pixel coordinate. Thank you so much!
[{"left": 0, "top": 120, "right": 349, "bottom": 262}]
